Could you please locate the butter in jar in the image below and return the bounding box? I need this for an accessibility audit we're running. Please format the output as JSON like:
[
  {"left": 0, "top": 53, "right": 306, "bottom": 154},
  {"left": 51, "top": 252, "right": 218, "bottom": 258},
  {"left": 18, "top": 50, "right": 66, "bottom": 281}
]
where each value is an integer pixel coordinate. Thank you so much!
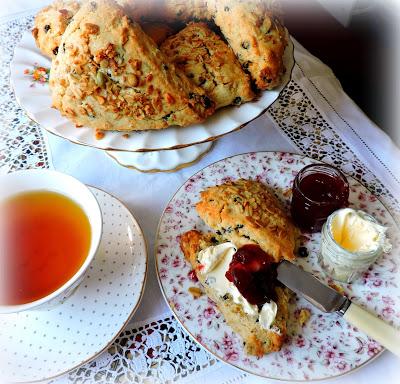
[{"left": 318, "top": 208, "right": 392, "bottom": 283}]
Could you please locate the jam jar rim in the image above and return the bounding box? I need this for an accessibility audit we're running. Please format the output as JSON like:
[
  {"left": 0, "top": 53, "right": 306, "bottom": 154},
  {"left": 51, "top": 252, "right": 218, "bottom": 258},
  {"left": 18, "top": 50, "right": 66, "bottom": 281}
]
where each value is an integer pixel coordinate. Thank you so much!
[
  {"left": 324, "top": 208, "right": 384, "bottom": 259},
  {"left": 293, "top": 163, "right": 350, "bottom": 206}
]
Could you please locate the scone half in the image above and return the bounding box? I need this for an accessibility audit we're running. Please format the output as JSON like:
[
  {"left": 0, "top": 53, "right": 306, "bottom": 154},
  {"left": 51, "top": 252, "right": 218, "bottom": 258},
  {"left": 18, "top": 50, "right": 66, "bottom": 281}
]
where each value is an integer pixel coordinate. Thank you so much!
[
  {"left": 196, "top": 179, "right": 298, "bottom": 262},
  {"left": 180, "top": 229, "right": 290, "bottom": 357}
]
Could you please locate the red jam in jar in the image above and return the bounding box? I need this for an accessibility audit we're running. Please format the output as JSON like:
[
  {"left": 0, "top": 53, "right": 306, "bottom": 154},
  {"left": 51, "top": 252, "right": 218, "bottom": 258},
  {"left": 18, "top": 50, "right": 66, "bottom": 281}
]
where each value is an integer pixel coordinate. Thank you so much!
[{"left": 290, "top": 164, "right": 349, "bottom": 233}]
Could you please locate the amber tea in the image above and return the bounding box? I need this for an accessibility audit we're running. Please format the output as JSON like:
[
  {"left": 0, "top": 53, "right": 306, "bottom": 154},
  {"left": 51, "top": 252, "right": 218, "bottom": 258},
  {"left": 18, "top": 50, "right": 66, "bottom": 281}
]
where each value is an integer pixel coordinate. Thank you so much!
[{"left": 0, "top": 191, "right": 91, "bottom": 305}]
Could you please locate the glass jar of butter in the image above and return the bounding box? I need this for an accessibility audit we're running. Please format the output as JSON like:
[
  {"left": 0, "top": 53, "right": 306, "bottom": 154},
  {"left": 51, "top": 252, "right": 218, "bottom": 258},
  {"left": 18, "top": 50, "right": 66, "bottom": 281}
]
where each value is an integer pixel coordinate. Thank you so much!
[{"left": 318, "top": 208, "right": 391, "bottom": 283}]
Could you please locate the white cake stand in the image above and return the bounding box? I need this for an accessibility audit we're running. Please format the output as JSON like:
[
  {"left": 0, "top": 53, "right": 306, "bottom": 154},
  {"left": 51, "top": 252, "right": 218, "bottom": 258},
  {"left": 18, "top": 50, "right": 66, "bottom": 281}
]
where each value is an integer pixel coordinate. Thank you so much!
[{"left": 11, "top": 31, "right": 294, "bottom": 172}]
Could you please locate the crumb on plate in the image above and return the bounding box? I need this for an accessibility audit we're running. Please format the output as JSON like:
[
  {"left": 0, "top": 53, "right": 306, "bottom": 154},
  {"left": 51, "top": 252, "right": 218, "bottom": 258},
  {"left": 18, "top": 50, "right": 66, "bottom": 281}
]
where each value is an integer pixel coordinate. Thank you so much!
[
  {"left": 188, "top": 286, "right": 203, "bottom": 299},
  {"left": 95, "top": 130, "right": 105, "bottom": 140},
  {"left": 328, "top": 281, "right": 345, "bottom": 295},
  {"left": 298, "top": 308, "right": 311, "bottom": 327}
]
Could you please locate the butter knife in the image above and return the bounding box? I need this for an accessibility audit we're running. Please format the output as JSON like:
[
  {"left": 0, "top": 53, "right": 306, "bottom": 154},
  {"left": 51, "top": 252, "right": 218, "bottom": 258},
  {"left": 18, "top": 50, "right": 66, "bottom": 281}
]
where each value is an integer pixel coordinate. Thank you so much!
[{"left": 277, "top": 260, "right": 400, "bottom": 357}]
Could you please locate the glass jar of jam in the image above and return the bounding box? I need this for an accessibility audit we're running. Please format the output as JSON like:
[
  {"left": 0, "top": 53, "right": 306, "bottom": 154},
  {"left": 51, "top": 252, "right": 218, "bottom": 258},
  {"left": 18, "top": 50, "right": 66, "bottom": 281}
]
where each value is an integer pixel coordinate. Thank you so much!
[{"left": 290, "top": 164, "right": 349, "bottom": 232}]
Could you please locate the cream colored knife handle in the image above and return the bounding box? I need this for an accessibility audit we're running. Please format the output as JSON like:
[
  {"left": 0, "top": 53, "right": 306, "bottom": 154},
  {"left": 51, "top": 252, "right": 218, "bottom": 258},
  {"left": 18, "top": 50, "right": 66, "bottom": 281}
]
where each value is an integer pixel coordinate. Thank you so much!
[{"left": 343, "top": 302, "right": 400, "bottom": 357}]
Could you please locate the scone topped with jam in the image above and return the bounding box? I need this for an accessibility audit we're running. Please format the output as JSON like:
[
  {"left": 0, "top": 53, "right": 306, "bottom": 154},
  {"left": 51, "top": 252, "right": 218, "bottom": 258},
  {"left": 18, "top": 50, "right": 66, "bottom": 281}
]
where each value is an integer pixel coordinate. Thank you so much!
[
  {"left": 49, "top": 0, "right": 215, "bottom": 132},
  {"left": 161, "top": 22, "right": 255, "bottom": 109},
  {"left": 180, "top": 179, "right": 298, "bottom": 356}
]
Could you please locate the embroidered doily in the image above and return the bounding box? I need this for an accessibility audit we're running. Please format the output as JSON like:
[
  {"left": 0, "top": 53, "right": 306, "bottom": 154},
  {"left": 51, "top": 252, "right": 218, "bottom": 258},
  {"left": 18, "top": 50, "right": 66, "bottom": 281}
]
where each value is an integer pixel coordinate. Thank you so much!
[
  {"left": 1, "top": 12, "right": 399, "bottom": 384},
  {"left": 268, "top": 80, "right": 400, "bottom": 217}
]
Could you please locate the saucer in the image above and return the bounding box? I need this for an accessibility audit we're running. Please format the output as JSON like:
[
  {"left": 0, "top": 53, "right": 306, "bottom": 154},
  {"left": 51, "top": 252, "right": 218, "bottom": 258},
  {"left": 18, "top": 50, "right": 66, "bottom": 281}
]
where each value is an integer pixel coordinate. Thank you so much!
[{"left": 0, "top": 186, "right": 147, "bottom": 383}]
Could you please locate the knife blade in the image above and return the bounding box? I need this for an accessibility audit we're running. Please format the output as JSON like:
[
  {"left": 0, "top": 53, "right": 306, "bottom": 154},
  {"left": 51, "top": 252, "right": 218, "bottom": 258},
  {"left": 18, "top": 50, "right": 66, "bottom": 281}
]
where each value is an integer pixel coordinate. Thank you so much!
[
  {"left": 277, "top": 260, "right": 400, "bottom": 357},
  {"left": 277, "top": 260, "right": 350, "bottom": 313}
]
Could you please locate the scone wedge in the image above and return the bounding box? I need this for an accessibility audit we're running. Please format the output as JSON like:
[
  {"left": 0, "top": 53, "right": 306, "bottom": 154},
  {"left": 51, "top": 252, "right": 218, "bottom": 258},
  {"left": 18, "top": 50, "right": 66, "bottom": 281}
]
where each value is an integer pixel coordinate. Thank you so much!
[
  {"left": 49, "top": 0, "right": 215, "bottom": 132},
  {"left": 161, "top": 22, "right": 254, "bottom": 109},
  {"left": 180, "top": 230, "right": 290, "bottom": 356},
  {"left": 32, "top": 0, "right": 80, "bottom": 58},
  {"left": 211, "top": 0, "right": 288, "bottom": 90},
  {"left": 196, "top": 179, "right": 298, "bottom": 262}
]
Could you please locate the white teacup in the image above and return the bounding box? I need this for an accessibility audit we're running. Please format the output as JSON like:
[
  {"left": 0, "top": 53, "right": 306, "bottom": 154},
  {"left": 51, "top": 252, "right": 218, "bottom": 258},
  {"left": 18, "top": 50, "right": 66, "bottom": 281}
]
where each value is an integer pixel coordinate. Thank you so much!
[{"left": 0, "top": 169, "right": 102, "bottom": 314}]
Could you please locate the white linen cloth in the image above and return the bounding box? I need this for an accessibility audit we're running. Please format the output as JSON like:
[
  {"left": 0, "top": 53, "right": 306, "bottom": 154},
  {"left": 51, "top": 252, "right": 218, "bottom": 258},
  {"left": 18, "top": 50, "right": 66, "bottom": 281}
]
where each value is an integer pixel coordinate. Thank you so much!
[
  {"left": 46, "top": 41, "right": 400, "bottom": 384},
  {"left": 1, "top": 2, "right": 400, "bottom": 384}
]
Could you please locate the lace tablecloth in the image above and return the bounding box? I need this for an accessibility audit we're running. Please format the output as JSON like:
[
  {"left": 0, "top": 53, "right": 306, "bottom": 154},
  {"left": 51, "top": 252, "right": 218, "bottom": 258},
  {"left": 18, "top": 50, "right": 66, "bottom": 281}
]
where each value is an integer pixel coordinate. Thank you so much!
[{"left": 1, "top": 7, "right": 400, "bottom": 384}]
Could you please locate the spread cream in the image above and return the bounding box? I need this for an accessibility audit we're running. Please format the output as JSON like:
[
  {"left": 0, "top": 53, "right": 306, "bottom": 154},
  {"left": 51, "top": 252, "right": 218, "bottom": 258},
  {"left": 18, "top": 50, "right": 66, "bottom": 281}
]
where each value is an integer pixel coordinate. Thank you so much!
[{"left": 198, "top": 243, "right": 278, "bottom": 330}]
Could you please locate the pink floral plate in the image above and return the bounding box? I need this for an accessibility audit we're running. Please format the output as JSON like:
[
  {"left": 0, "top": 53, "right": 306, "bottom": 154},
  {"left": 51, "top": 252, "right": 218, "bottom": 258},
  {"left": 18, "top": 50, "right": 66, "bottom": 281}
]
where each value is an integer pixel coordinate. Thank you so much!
[{"left": 155, "top": 151, "right": 400, "bottom": 381}]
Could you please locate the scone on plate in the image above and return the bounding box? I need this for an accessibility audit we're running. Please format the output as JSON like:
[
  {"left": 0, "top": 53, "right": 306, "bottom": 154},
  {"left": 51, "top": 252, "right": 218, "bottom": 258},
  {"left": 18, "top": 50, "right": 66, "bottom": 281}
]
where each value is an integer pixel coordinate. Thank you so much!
[
  {"left": 32, "top": 0, "right": 172, "bottom": 57},
  {"left": 196, "top": 179, "right": 298, "bottom": 262},
  {"left": 160, "top": 22, "right": 255, "bottom": 109},
  {"left": 32, "top": 0, "right": 80, "bottom": 58},
  {"left": 211, "top": 0, "right": 288, "bottom": 90},
  {"left": 180, "top": 179, "right": 298, "bottom": 356},
  {"left": 49, "top": 0, "right": 215, "bottom": 132},
  {"left": 180, "top": 229, "right": 291, "bottom": 356}
]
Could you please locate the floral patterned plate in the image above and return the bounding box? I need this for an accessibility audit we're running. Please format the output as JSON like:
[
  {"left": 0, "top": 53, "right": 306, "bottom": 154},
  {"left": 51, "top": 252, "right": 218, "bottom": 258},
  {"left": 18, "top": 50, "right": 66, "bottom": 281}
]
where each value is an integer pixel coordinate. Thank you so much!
[{"left": 155, "top": 152, "right": 400, "bottom": 381}]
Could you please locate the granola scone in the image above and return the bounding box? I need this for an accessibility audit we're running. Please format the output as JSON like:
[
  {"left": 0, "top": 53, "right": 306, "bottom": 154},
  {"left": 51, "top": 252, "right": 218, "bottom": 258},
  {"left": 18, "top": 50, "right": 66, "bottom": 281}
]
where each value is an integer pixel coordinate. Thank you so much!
[
  {"left": 32, "top": 0, "right": 81, "bottom": 58},
  {"left": 160, "top": 22, "right": 254, "bottom": 109},
  {"left": 196, "top": 179, "right": 298, "bottom": 262},
  {"left": 180, "top": 230, "right": 290, "bottom": 356},
  {"left": 49, "top": 0, "right": 215, "bottom": 132},
  {"left": 210, "top": 0, "right": 288, "bottom": 90},
  {"left": 32, "top": 0, "right": 169, "bottom": 58}
]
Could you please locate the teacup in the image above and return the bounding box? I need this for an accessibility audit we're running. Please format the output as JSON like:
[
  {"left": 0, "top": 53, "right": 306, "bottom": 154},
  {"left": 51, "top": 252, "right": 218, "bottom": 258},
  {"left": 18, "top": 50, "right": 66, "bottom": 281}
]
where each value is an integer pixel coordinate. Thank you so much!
[{"left": 0, "top": 169, "right": 102, "bottom": 314}]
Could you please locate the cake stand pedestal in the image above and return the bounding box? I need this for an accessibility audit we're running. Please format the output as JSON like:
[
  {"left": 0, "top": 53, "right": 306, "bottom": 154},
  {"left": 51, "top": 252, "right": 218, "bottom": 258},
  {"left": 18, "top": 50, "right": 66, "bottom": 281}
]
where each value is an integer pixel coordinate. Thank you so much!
[{"left": 106, "top": 141, "right": 214, "bottom": 172}]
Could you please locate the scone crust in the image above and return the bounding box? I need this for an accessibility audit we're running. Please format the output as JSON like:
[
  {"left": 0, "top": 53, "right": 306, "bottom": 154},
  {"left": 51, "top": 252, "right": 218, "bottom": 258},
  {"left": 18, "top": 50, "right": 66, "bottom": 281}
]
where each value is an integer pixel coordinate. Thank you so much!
[
  {"left": 196, "top": 179, "right": 298, "bottom": 262},
  {"left": 211, "top": 0, "right": 288, "bottom": 90},
  {"left": 32, "top": 0, "right": 80, "bottom": 58},
  {"left": 161, "top": 22, "right": 254, "bottom": 109},
  {"left": 49, "top": 0, "right": 215, "bottom": 132},
  {"left": 180, "top": 230, "right": 289, "bottom": 356}
]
